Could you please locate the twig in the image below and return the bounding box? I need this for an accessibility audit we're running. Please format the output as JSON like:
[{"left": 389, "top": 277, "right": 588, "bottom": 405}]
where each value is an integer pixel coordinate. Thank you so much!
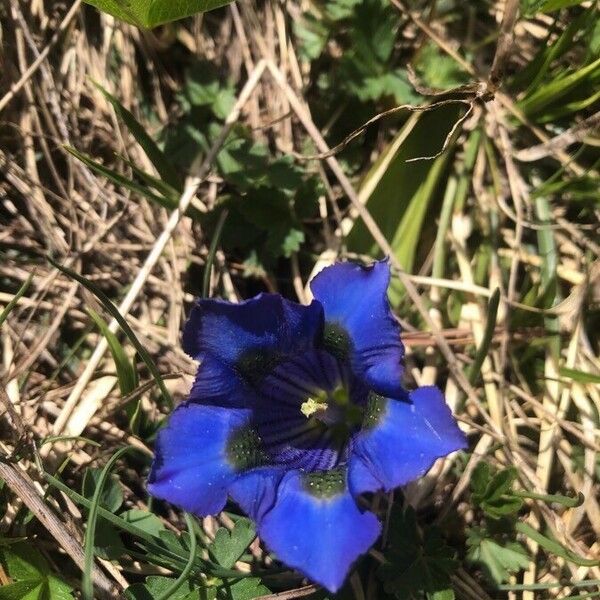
[{"left": 0, "top": 459, "right": 117, "bottom": 599}]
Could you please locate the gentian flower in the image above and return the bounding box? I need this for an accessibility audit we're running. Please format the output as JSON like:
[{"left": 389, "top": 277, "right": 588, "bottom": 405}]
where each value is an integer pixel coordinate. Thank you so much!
[{"left": 148, "top": 260, "right": 467, "bottom": 592}]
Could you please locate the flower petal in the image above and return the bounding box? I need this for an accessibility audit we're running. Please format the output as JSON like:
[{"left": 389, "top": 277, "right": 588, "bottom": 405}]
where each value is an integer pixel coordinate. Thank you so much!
[
  {"left": 188, "top": 354, "right": 257, "bottom": 409},
  {"left": 148, "top": 403, "right": 254, "bottom": 515},
  {"left": 310, "top": 260, "right": 404, "bottom": 398},
  {"left": 251, "top": 469, "right": 381, "bottom": 592},
  {"left": 182, "top": 294, "right": 324, "bottom": 381},
  {"left": 229, "top": 467, "right": 285, "bottom": 523},
  {"left": 348, "top": 386, "right": 467, "bottom": 495}
]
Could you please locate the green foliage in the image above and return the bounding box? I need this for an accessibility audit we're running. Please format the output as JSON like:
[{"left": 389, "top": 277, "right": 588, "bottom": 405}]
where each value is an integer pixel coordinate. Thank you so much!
[
  {"left": 295, "top": 0, "right": 418, "bottom": 105},
  {"left": 83, "top": 0, "right": 233, "bottom": 28},
  {"left": 515, "top": 522, "right": 599, "bottom": 568},
  {"left": 88, "top": 309, "right": 138, "bottom": 397},
  {"left": 209, "top": 519, "right": 256, "bottom": 569},
  {"left": 346, "top": 104, "right": 463, "bottom": 304},
  {"left": 412, "top": 43, "right": 471, "bottom": 90},
  {"left": 82, "top": 467, "right": 124, "bottom": 513},
  {"left": 378, "top": 506, "right": 458, "bottom": 600},
  {"left": 466, "top": 527, "right": 530, "bottom": 585},
  {"left": 125, "top": 576, "right": 213, "bottom": 600},
  {"left": 521, "top": 0, "right": 588, "bottom": 16},
  {"left": 0, "top": 542, "right": 73, "bottom": 600},
  {"left": 470, "top": 463, "right": 523, "bottom": 519}
]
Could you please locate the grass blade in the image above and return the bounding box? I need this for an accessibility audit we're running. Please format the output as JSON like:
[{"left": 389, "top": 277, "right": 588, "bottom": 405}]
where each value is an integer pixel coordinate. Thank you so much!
[
  {"left": 0, "top": 273, "right": 33, "bottom": 329},
  {"left": 83, "top": 446, "right": 132, "bottom": 600},
  {"left": 92, "top": 81, "right": 182, "bottom": 190},
  {"left": 48, "top": 257, "right": 173, "bottom": 408},
  {"left": 202, "top": 209, "right": 228, "bottom": 298},
  {"left": 515, "top": 522, "right": 599, "bottom": 567},
  {"left": 468, "top": 288, "right": 501, "bottom": 384}
]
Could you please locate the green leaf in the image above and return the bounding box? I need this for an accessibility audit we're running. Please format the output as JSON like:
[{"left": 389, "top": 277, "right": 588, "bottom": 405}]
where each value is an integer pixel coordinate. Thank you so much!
[
  {"left": 0, "top": 275, "right": 33, "bottom": 330},
  {"left": 559, "top": 367, "right": 600, "bottom": 384},
  {"left": 522, "top": 0, "right": 588, "bottom": 15},
  {"left": 0, "top": 581, "right": 44, "bottom": 600},
  {"left": 221, "top": 578, "right": 270, "bottom": 600},
  {"left": 82, "top": 468, "right": 124, "bottom": 513},
  {"left": 88, "top": 308, "right": 137, "bottom": 396},
  {"left": 120, "top": 510, "right": 168, "bottom": 537},
  {"left": 518, "top": 56, "right": 600, "bottom": 116},
  {"left": 413, "top": 42, "right": 471, "bottom": 90},
  {"left": 48, "top": 257, "right": 173, "bottom": 409},
  {"left": 0, "top": 542, "right": 73, "bottom": 600},
  {"left": 209, "top": 519, "right": 256, "bottom": 569},
  {"left": 471, "top": 465, "right": 523, "bottom": 519},
  {"left": 470, "top": 462, "right": 492, "bottom": 498},
  {"left": 467, "top": 288, "right": 501, "bottom": 384},
  {"left": 92, "top": 83, "right": 182, "bottom": 190},
  {"left": 293, "top": 15, "right": 329, "bottom": 61},
  {"left": 65, "top": 147, "right": 177, "bottom": 211},
  {"left": 183, "top": 63, "right": 236, "bottom": 120},
  {"left": 125, "top": 576, "right": 210, "bottom": 600},
  {"left": 346, "top": 104, "right": 463, "bottom": 305},
  {"left": 467, "top": 528, "right": 530, "bottom": 584},
  {"left": 378, "top": 506, "right": 458, "bottom": 599},
  {"left": 83, "top": 0, "right": 233, "bottom": 28},
  {"left": 83, "top": 447, "right": 132, "bottom": 600},
  {"left": 515, "top": 522, "right": 600, "bottom": 567}
]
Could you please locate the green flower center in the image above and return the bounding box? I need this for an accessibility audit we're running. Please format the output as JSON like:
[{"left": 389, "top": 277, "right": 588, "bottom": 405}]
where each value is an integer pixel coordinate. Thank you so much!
[{"left": 299, "top": 386, "right": 363, "bottom": 449}]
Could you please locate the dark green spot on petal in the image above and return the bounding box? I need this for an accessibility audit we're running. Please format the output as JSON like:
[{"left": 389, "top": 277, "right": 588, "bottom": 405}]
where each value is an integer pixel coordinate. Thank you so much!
[
  {"left": 237, "top": 349, "right": 281, "bottom": 385},
  {"left": 226, "top": 425, "right": 269, "bottom": 471},
  {"left": 302, "top": 467, "right": 347, "bottom": 499},
  {"left": 322, "top": 322, "right": 352, "bottom": 362},
  {"left": 363, "top": 392, "right": 387, "bottom": 429}
]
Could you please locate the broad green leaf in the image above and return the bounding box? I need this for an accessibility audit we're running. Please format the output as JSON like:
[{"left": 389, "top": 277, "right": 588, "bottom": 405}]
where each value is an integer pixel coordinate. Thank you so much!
[
  {"left": 413, "top": 42, "right": 471, "bottom": 90},
  {"left": 0, "top": 543, "right": 73, "bottom": 600},
  {"left": 82, "top": 467, "right": 124, "bottom": 513},
  {"left": 125, "top": 576, "right": 209, "bottom": 600},
  {"left": 470, "top": 462, "right": 492, "bottom": 498},
  {"left": 467, "top": 529, "right": 530, "bottom": 584},
  {"left": 83, "top": 0, "right": 233, "bottom": 29},
  {"left": 346, "top": 104, "right": 462, "bottom": 305},
  {"left": 472, "top": 465, "right": 523, "bottom": 519},
  {"left": 0, "top": 581, "right": 44, "bottom": 600},
  {"left": 378, "top": 506, "right": 458, "bottom": 599},
  {"left": 120, "top": 510, "right": 167, "bottom": 538},
  {"left": 209, "top": 519, "right": 256, "bottom": 569},
  {"left": 222, "top": 578, "right": 270, "bottom": 600}
]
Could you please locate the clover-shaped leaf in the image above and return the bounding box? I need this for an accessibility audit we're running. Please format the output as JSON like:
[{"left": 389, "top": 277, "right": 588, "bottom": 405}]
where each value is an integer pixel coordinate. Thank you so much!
[
  {"left": 471, "top": 463, "right": 523, "bottom": 519},
  {"left": 466, "top": 527, "right": 530, "bottom": 584},
  {"left": 378, "top": 507, "right": 457, "bottom": 600},
  {"left": 209, "top": 519, "right": 256, "bottom": 569},
  {"left": 0, "top": 542, "right": 73, "bottom": 600}
]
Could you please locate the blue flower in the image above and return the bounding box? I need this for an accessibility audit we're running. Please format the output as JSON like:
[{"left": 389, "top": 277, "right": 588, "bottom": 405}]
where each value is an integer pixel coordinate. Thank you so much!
[{"left": 148, "top": 260, "right": 467, "bottom": 592}]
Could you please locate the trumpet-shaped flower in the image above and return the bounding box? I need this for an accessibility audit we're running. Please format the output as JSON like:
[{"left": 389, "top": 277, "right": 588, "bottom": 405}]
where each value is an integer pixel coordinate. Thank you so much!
[{"left": 148, "top": 260, "right": 467, "bottom": 592}]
